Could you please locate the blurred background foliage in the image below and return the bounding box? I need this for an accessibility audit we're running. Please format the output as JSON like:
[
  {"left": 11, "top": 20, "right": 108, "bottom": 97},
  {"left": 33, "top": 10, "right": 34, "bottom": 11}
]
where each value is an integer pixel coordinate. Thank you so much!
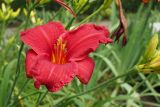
[{"left": 0, "top": 0, "right": 160, "bottom": 107}]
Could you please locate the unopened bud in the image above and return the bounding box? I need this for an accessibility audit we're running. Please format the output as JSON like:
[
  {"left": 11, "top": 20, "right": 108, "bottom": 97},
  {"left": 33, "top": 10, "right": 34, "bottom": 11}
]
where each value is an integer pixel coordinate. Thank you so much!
[
  {"left": 136, "top": 34, "right": 160, "bottom": 74},
  {"left": 144, "top": 33, "right": 159, "bottom": 61}
]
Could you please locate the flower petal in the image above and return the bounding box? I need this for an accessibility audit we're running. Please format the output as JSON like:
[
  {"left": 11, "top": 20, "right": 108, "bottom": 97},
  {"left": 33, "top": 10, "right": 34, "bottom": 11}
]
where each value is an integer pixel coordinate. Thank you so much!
[
  {"left": 62, "top": 24, "right": 112, "bottom": 61},
  {"left": 30, "top": 54, "right": 77, "bottom": 92},
  {"left": 20, "top": 22, "right": 66, "bottom": 55},
  {"left": 26, "top": 49, "right": 37, "bottom": 78},
  {"left": 55, "top": 0, "right": 76, "bottom": 17},
  {"left": 76, "top": 57, "right": 95, "bottom": 84}
]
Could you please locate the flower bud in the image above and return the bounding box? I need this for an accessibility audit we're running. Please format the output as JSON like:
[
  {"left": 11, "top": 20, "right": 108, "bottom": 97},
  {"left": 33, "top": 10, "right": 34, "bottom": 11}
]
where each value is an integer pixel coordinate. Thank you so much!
[
  {"left": 136, "top": 57, "right": 160, "bottom": 74},
  {"left": 143, "top": 33, "right": 159, "bottom": 61},
  {"left": 136, "top": 33, "right": 160, "bottom": 74},
  {"left": 23, "top": 8, "right": 43, "bottom": 25},
  {"left": 0, "top": 3, "right": 20, "bottom": 21},
  {"left": 11, "top": 8, "right": 20, "bottom": 17}
]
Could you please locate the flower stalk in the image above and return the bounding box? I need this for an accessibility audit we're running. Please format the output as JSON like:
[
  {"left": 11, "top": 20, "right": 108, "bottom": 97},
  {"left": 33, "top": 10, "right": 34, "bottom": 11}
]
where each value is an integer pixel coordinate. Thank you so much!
[
  {"left": 4, "top": 3, "right": 36, "bottom": 107},
  {"left": 56, "top": 68, "right": 134, "bottom": 106},
  {"left": 75, "top": 0, "right": 113, "bottom": 27}
]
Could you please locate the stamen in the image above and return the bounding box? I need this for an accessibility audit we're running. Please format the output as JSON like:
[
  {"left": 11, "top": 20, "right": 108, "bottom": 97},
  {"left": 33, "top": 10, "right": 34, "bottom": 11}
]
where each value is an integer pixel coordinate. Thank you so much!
[{"left": 52, "top": 38, "right": 67, "bottom": 64}]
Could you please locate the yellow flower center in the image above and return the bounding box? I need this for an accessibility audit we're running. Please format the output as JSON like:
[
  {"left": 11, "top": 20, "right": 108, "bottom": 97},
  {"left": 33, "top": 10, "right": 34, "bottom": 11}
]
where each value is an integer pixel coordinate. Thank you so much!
[{"left": 52, "top": 38, "right": 67, "bottom": 64}]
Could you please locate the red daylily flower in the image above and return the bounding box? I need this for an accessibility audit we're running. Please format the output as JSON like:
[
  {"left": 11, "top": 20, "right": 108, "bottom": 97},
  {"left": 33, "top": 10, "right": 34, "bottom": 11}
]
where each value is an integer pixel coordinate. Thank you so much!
[{"left": 21, "top": 22, "right": 112, "bottom": 92}]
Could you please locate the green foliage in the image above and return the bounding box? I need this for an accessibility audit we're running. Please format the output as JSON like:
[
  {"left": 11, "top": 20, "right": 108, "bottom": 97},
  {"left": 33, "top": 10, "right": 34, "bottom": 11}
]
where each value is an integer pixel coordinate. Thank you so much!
[{"left": 0, "top": 1, "right": 160, "bottom": 107}]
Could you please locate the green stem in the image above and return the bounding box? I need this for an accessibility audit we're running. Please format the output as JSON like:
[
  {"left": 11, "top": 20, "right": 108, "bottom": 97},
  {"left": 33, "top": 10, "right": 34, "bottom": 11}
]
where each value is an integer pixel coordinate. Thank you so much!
[
  {"left": 35, "top": 93, "right": 43, "bottom": 106},
  {"left": 12, "top": 92, "right": 40, "bottom": 106},
  {"left": 69, "top": 70, "right": 133, "bottom": 99},
  {"left": 65, "top": 0, "right": 89, "bottom": 29},
  {"left": 4, "top": 43, "right": 24, "bottom": 107},
  {"left": 4, "top": 5, "right": 32, "bottom": 107},
  {"left": 35, "top": 90, "right": 48, "bottom": 107},
  {"left": 17, "top": 79, "right": 30, "bottom": 97},
  {"left": 9, "top": 79, "right": 30, "bottom": 106},
  {"left": 76, "top": 6, "right": 103, "bottom": 26},
  {"left": 56, "top": 69, "right": 134, "bottom": 106},
  {"left": 74, "top": 0, "right": 113, "bottom": 27},
  {"left": 129, "top": 74, "right": 152, "bottom": 95},
  {"left": 0, "top": 21, "right": 6, "bottom": 41}
]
